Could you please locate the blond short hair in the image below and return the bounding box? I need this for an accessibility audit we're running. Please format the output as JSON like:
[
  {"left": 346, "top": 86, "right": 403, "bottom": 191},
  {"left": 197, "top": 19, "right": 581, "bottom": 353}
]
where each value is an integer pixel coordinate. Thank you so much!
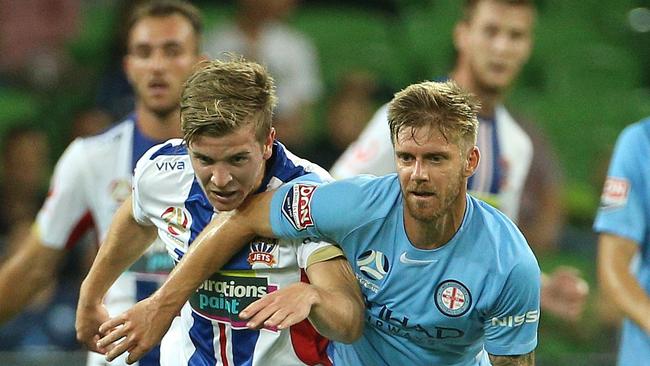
[
  {"left": 387, "top": 80, "right": 479, "bottom": 150},
  {"left": 180, "top": 57, "right": 277, "bottom": 145}
]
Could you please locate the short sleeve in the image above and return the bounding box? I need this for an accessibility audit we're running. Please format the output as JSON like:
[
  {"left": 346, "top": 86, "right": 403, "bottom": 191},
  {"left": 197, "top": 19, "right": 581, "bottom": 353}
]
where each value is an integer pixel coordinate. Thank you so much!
[
  {"left": 593, "top": 122, "right": 649, "bottom": 244},
  {"left": 132, "top": 152, "right": 154, "bottom": 226},
  {"left": 483, "top": 260, "right": 541, "bottom": 356},
  {"left": 296, "top": 239, "right": 344, "bottom": 269},
  {"left": 269, "top": 175, "right": 383, "bottom": 246},
  {"left": 35, "top": 139, "right": 91, "bottom": 249}
]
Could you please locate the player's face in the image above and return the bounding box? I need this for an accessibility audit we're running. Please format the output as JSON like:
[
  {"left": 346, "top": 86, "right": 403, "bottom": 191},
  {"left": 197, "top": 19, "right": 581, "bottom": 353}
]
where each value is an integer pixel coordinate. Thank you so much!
[
  {"left": 395, "top": 125, "right": 475, "bottom": 222},
  {"left": 189, "top": 125, "right": 274, "bottom": 212},
  {"left": 456, "top": 0, "right": 534, "bottom": 93},
  {"left": 124, "top": 14, "right": 200, "bottom": 118}
]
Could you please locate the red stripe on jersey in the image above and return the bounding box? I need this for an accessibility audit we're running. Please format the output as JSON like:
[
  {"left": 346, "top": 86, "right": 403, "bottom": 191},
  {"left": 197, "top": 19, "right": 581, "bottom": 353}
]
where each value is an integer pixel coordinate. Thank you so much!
[
  {"left": 289, "top": 269, "right": 332, "bottom": 366},
  {"left": 219, "top": 322, "right": 230, "bottom": 366},
  {"left": 64, "top": 211, "right": 95, "bottom": 250}
]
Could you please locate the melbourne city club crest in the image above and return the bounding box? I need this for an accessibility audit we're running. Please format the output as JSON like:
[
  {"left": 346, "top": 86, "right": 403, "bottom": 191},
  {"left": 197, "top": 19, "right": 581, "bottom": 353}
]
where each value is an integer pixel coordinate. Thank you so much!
[{"left": 435, "top": 280, "right": 472, "bottom": 317}]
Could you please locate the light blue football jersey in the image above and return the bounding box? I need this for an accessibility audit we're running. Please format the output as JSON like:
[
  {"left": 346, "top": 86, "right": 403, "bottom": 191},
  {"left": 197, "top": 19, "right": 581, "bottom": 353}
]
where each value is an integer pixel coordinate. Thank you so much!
[
  {"left": 593, "top": 118, "right": 650, "bottom": 366},
  {"left": 270, "top": 174, "right": 540, "bottom": 365}
]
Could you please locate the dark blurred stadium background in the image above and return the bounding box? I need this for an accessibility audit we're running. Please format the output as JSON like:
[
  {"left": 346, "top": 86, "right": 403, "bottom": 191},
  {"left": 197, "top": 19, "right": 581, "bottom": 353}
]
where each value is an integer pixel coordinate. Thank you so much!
[{"left": 1, "top": 0, "right": 649, "bottom": 364}]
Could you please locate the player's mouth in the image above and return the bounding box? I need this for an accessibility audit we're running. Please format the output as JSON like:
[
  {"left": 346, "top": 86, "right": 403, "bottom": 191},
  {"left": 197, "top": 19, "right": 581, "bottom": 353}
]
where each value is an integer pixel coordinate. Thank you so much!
[
  {"left": 148, "top": 79, "right": 170, "bottom": 95},
  {"left": 409, "top": 190, "right": 436, "bottom": 199},
  {"left": 210, "top": 190, "right": 240, "bottom": 205}
]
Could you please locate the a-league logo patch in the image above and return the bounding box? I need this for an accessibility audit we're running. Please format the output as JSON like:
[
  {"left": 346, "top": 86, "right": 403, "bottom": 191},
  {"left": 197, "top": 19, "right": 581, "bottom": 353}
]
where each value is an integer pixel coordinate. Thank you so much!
[
  {"left": 161, "top": 206, "right": 191, "bottom": 236},
  {"left": 356, "top": 250, "right": 390, "bottom": 281},
  {"left": 435, "top": 280, "right": 471, "bottom": 317},
  {"left": 600, "top": 176, "right": 629, "bottom": 210},
  {"left": 281, "top": 184, "right": 317, "bottom": 231}
]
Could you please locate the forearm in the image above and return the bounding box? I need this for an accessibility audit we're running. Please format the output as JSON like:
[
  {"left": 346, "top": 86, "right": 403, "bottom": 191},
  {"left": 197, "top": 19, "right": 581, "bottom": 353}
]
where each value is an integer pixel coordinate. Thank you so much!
[
  {"left": 308, "top": 284, "right": 364, "bottom": 343},
  {"left": 489, "top": 351, "right": 535, "bottom": 366},
  {"left": 0, "top": 232, "right": 62, "bottom": 323},
  {"left": 152, "top": 206, "right": 268, "bottom": 316},
  {"left": 305, "top": 258, "right": 365, "bottom": 343},
  {"left": 79, "top": 197, "right": 156, "bottom": 306},
  {"left": 598, "top": 234, "right": 650, "bottom": 332}
]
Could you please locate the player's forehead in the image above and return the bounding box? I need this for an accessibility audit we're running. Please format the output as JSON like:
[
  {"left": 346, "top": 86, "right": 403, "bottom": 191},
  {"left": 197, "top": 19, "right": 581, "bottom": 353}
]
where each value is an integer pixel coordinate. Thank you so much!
[
  {"left": 394, "top": 125, "right": 460, "bottom": 154},
  {"left": 189, "top": 125, "right": 260, "bottom": 154},
  {"left": 127, "top": 14, "right": 197, "bottom": 50},
  {"left": 469, "top": 1, "right": 535, "bottom": 29}
]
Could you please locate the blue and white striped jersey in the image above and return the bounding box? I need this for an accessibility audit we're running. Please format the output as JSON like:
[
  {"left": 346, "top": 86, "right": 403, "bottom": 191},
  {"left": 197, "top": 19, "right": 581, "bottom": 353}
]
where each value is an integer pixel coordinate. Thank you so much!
[{"left": 132, "top": 139, "right": 341, "bottom": 366}]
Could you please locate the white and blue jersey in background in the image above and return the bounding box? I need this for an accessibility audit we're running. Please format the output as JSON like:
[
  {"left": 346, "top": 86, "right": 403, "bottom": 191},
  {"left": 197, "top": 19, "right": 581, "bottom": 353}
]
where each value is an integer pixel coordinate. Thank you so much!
[
  {"left": 270, "top": 174, "right": 540, "bottom": 365},
  {"left": 132, "top": 139, "right": 342, "bottom": 366},
  {"left": 593, "top": 118, "right": 650, "bottom": 366},
  {"left": 35, "top": 114, "right": 174, "bottom": 366}
]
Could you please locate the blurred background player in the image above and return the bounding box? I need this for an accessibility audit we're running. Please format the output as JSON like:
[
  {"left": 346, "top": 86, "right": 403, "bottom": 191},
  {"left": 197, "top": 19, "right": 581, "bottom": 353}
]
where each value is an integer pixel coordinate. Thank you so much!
[
  {"left": 0, "top": 1, "right": 204, "bottom": 365},
  {"left": 594, "top": 116, "right": 650, "bottom": 366},
  {"left": 330, "top": 0, "right": 588, "bottom": 322},
  {"left": 202, "top": 0, "right": 323, "bottom": 155}
]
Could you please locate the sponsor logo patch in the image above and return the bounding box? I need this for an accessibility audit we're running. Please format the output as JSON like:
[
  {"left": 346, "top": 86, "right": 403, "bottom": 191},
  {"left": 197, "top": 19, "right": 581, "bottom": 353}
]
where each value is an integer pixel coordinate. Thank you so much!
[
  {"left": 161, "top": 206, "right": 190, "bottom": 235},
  {"left": 247, "top": 237, "right": 278, "bottom": 267},
  {"left": 281, "top": 184, "right": 317, "bottom": 231},
  {"left": 600, "top": 177, "right": 629, "bottom": 209},
  {"left": 435, "top": 280, "right": 471, "bottom": 317},
  {"left": 155, "top": 161, "right": 185, "bottom": 171},
  {"left": 110, "top": 179, "right": 131, "bottom": 204},
  {"left": 190, "top": 272, "right": 278, "bottom": 329},
  {"left": 357, "top": 250, "right": 390, "bottom": 281}
]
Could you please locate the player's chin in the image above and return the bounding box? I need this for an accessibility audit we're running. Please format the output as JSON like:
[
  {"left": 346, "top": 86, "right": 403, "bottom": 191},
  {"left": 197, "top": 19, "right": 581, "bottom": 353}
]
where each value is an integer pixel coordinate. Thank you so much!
[{"left": 210, "top": 194, "right": 244, "bottom": 212}]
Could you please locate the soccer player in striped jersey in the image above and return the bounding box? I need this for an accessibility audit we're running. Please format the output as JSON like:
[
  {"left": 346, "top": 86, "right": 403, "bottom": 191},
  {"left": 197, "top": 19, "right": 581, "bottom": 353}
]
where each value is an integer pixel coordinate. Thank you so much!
[{"left": 77, "top": 58, "right": 363, "bottom": 365}]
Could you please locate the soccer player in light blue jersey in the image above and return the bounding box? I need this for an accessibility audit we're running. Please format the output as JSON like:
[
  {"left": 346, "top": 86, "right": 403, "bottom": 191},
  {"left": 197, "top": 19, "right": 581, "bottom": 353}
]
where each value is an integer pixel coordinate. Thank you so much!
[
  {"left": 100, "top": 80, "right": 540, "bottom": 365},
  {"left": 594, "top": 117, "right": 650, "bottom": 366}
]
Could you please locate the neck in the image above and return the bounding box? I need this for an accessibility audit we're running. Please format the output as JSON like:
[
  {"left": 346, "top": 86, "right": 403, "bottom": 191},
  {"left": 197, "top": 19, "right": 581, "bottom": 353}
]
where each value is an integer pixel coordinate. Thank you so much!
[
  {"left": 135, "top": 104, "right": 183, "bottom": 141},
  {"left": 450, "top": 68, "right": 502, "bottom": 118},
  {"left": 404, "top": 191, "right": 467, "bottom": 250}
]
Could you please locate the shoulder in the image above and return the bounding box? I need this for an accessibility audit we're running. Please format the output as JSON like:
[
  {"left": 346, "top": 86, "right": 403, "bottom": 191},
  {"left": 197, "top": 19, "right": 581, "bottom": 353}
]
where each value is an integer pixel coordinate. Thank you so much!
[
  {"left": 81, "top": 118, "right": 134, "bottom": 146},
  {"left": 495, "top": 106, "right": 532, "bottom": 146},
  {"left": 467, "top": 196, "right": 537, "bottom": 270},
  {"left": 617, "top": 118, "right": 650, "bottom": 146},
  {"left": 134, "top": 139, "right": 191, "bottom": 184},
  {"left": 317, "top": 174, "right": 401, "bottom": 214}
]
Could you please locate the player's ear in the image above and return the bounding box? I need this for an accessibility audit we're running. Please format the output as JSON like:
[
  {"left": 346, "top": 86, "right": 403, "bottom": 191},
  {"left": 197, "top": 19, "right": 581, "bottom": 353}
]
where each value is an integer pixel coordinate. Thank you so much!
[
  {"left": 463, "top": 146, "right": 479, "bottom": 177},
  {"left": 262, "top": 127, "right": 275, "bottom": 160},
  {"left": 453, "top": 20, "right": 468, "bottom": 53}
]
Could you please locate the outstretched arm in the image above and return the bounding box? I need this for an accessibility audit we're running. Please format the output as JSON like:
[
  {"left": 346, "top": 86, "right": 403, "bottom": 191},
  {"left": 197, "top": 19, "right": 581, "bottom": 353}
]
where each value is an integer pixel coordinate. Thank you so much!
[
  {"left": 98, "top": 191, "right": 276, "bottom": 364},
  {"left": 240, "top": 255, "right": 364, "bottom": 343},
  {"left": 0, "top": 230, "right": 64, "bottom": 323},
  {"left": 76, "top": 195, "right": 157, "bottom": 352},
  {"left": 598, "top": 233, "right": 650, "bottom": 333}
]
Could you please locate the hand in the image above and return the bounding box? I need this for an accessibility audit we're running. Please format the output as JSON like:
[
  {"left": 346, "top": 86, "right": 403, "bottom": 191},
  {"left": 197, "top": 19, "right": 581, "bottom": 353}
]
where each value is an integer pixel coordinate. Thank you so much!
[
  {"left": 75, "top": 301, "right": 110, "bottom": 354},
  {"left": 97, "top": 296, "right": 175, "bottom": 364},
  {"left": 240, "top": 282, "right": 319, "bottom": 330},
  {"left": 541, "top": 266, "right": 589, "bottom": 322}
]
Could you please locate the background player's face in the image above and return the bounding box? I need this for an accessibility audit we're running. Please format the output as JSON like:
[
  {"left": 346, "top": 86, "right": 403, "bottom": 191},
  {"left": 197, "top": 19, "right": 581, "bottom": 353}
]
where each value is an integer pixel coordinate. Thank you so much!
[
  {"left": 455, "top": 0, "right": 534, "bottom": 93},
  {"left": 394, "top": 125, "right": 473, "bottom": 222},
  {"left": 189, "top": 125, "right": 274, "bottom": 212},
  {"left": 124, "top": 14, "right": 200, "bottom": 118}
]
